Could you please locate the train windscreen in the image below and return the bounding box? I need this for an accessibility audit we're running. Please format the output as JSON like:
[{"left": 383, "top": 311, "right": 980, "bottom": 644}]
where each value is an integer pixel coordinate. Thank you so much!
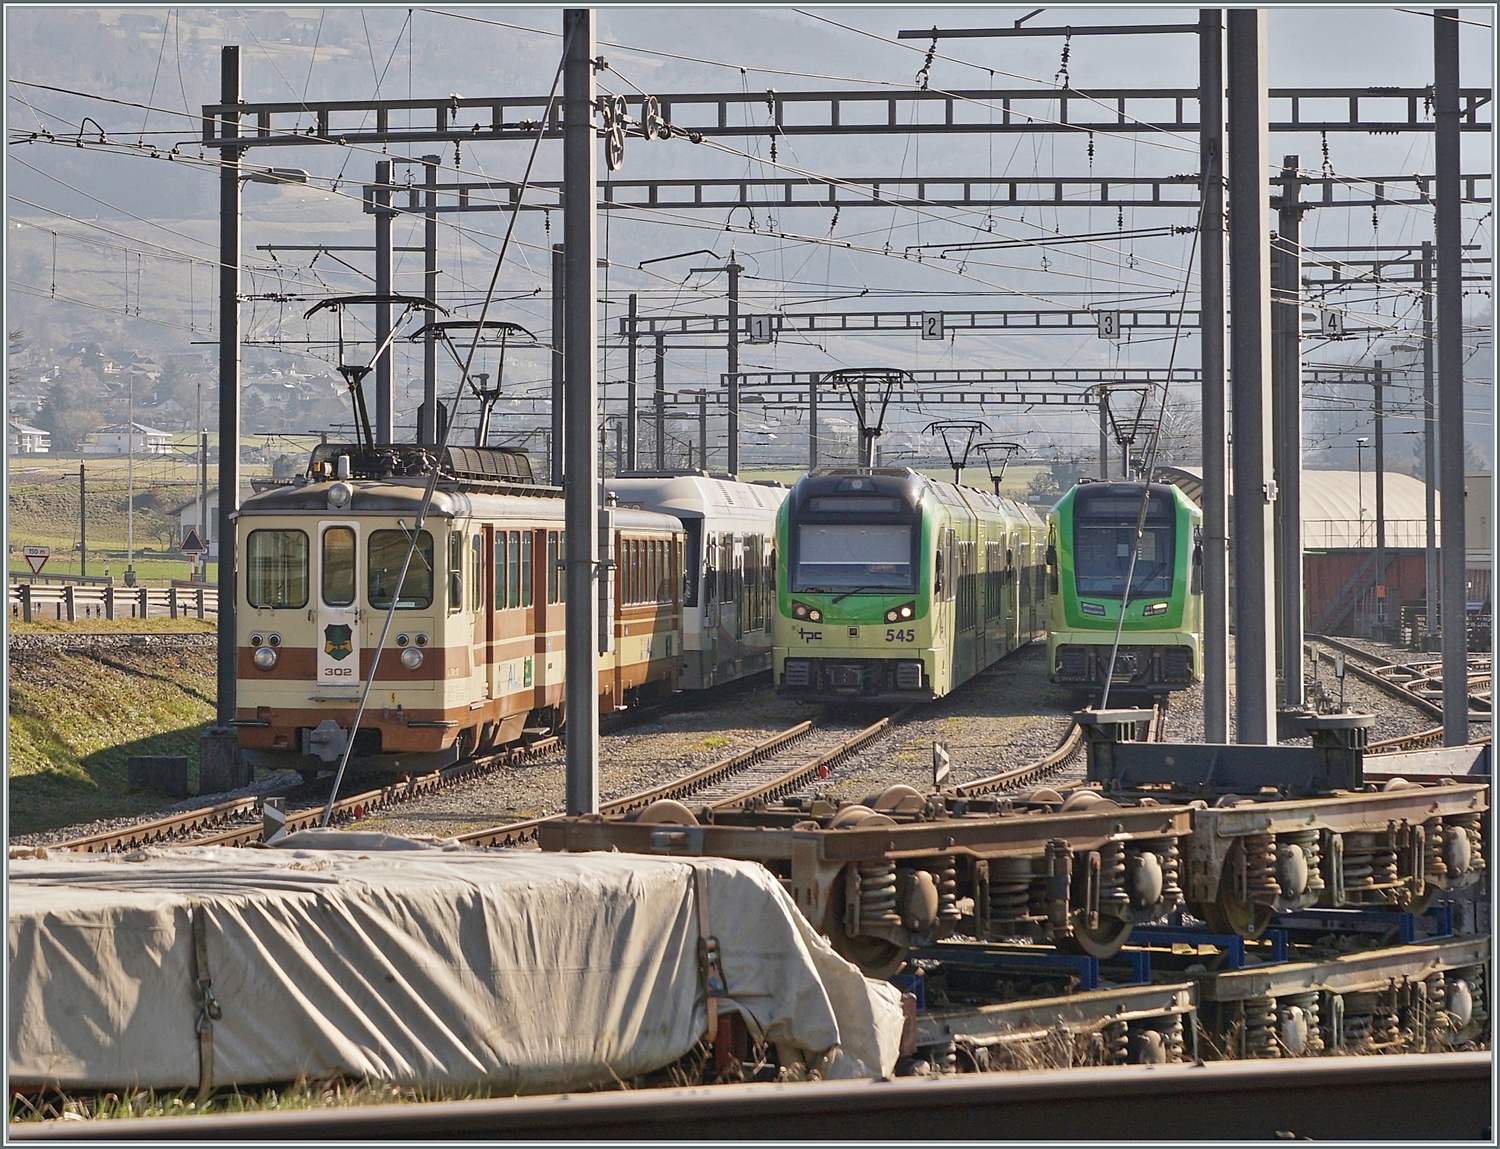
[
  {"left": 1072, "top": 490, "right": 1176, "bottom": 598},
  {"left": 793, "top": 523, "right": 914, "bottom": 592}
]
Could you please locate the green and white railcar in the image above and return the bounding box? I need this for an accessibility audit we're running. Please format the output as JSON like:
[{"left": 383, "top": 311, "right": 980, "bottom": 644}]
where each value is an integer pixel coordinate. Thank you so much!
[
  {"left": 1046, "top": 480, "right": 1204, "bottom": 693},
  {"left": 774, "top": 468, "right": 1046, "bottom": 703}
]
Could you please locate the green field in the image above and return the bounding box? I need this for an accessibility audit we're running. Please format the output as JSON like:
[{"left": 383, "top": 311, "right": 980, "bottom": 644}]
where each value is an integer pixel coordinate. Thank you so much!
[{"left": 8, "top": 642, "right": 218, "bottom": 834}]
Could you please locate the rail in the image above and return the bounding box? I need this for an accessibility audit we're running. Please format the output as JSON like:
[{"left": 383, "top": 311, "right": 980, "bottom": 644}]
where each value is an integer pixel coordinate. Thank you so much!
[
  {"left": 10, "top": 1053, "right": 1487, "bottom": 1141},
  {"left": 1307, "top": 635, "right": 1490, "bottom": 722},
  {"left": 8, "top": 580, "right": 216, "bottom": 622}
]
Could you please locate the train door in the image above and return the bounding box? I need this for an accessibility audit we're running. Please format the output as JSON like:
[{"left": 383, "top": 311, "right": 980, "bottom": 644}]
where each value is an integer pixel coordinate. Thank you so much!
[
  {"left": 482, "top": 525, "right": 497, "bottom": 701},
  {"left": 1008, "top": 530, "right": 1022, "bottom": 652},
  {"left": 317, "top": 521, "right": 360, "bottom": 691},
  {"left": 702, "top": 533, "right": 719, "bottom": 684}
]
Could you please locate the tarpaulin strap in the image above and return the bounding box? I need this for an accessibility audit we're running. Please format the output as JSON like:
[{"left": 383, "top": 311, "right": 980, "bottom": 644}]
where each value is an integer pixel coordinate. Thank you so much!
[
  {"left": 693, "top": 867, "right": 725, "bottom": 1040},
  {"left": 190, "top": 904, "right": 222, "bottom": 1101}
]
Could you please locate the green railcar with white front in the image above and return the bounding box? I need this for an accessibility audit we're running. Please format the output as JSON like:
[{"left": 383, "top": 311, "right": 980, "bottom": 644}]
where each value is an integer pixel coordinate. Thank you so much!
[
  {"left": 1046, "top": 479, "right": 1203, "bottom": 693},
  {"left": 774, "top": 467, "right": 1046, "bottom": 703}
]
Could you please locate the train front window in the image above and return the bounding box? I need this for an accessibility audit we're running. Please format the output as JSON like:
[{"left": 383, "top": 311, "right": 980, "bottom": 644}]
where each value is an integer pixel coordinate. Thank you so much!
[
  {"left": 246, "top": 529, "right": 308, "bottom": 609},
  {"left": 321, "top": 526, "right": 355, "bottom": 606},
  {"left": 1072, "top": 491, "right": 1175, "bottom": 598},
  {"left": 368, "top": 529, "right": 434, "bottom": 609},
  {"left": 792, "top": 524, "right": 914, "bottom": 592}
]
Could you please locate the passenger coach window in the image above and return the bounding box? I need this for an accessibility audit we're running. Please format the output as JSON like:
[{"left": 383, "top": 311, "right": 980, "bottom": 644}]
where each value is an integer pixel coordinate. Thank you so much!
[
  {"left": 547, "top": 531, "right": 559, "bottom": 603},
  {"left": 495, "top": 533, "right": 509, "bottom": 610},
  {"left": 369, "top": 529, "right": 434, "bottom": 609},
  {"left": 521, "top": 531, "right": 533, "bottom": 607},
  {"left": 508, "top": 531, "right": 521, "bottom": 609},
  {"left": 448, "top": 531, "right": 463, "bottom": 612},
  {"left": 322, "top": 526, "right": 355, "bottom": 606},
  {"left": 472, "top": 535, "right": 484, "bottom": 613},
  {"left": 246, "top": 529, "right": 309, "bottom": 609}
]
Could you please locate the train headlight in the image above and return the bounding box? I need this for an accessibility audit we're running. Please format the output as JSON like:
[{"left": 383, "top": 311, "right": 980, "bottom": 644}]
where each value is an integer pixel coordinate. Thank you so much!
[
  {"left": 328, "top": 481, "right": 353, "bottom": 509},
  {"left": 395, "top": 633, "right": 410, "bottom": 647},
  {"left": 249, "top": 633, "right": 264, "bottom": 647},
  {"left": 1080, "top": 601, "right": 1107, "bottom": 617},
  {"left": 884, "top": 602, "right": 916, "bottom": 623},
  {"left": 1143, "top": 602, "right": 1170, "bottom": 617},
  {"left": 252, "top": 645, "right": 278, "bottom": 671},
  {"left": 885, "top": 609, "right": 899, "bottom": 623},
  {"left": 793, "top": 602, "right": 809, "bottom": 619},
  {"left": 400, "top": 646, "right": 425, "bottom": 670},
  {"left": 808, "top": 608, "right": 823, "bottom": 623}
]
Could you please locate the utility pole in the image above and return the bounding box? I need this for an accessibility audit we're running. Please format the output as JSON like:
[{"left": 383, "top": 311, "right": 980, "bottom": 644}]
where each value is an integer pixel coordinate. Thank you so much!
[
  {"left": 204, "top": 43, "right": 245, "bottom": 790},
  {"left": 654, "top": 333, "right": 666, "bottom": 470},
  {"left": 698, "top": 390, "right": 709, "bottom": 469},
  {"left": 1272, "top": 154, "right": 1305, "bottom": 709},
  {"left": 1226, "top": 9, "right": 1276, "bottom": 745},
  {"left": 1098, "top": 388, "right": 1110, "bottom": 480},
  {"left": 551, "top": 242, "right": 565, "bottom": 486},
  {"left": 727, "top": 258, "right": 741, "bottom": 475},
  {"left": 373, "top": 160, "right": 394, "bottom": 443},
  {"left": 78, "top": 463, "right": 86, "bottom": 577},
  {"left": 126, "top": 371, "right": 135, "bottom": 585},
  {"left": 421, "top": 155, "right": 440, "bottom": 446},
  {"left": 1434, "top": 9, "right": 1467, "bottom": 744},
  {"left": 1373, "top": 358, "right": 1387, "bottom": 639},
  {"left": 1199, "top": 8, "right": 1230, "bottom": 742},
  {"left": 199, "top": 429, "right": 209, "bottom": 577},
  {"left": 625, "top": 293, "right": 638, "bottom": 472},
  {"left": 562, "top": 8, "right": 599, "bottom": 815},
  {"left": 1422, "top": 240, "right": 1438, "bottom": 649},
  {"left": 809, "top": 373, "right": 819, "bottom": 469}
]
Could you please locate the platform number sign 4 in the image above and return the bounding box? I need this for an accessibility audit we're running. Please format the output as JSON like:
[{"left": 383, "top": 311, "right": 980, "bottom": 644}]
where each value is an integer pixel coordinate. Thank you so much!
[
  {"left": 747, "top": 314, "right": 773, "bottom": 344},
  {"left": 1096, "top": 311, "right": 1120, "bottom": 339},
  {"left": 921, "top": 312, "right": 944, "bottom": 341}
]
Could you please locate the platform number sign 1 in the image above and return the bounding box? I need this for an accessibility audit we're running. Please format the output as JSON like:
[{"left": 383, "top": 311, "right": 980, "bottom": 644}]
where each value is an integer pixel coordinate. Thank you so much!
[
  {"left": 933, "top": 742, "right": 951, "bottom": 789},
  {"left": 746, "top": 315, "right": 773, "bottom": 344},
  {"left": 1097, "top": 311, "right": 1120, "bottom": 339},
  {"left": 921, "top": 312, "right": 944, "bottom": 341}
]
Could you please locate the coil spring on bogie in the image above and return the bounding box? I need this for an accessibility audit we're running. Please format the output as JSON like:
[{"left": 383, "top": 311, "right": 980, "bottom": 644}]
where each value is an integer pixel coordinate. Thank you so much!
[
  {"left": 1126, "top": 1015, "right": 1184, "bottom": 1064},
  {"left": 1341, "top": 992, "right": 1379, "bottom": 1051},
  {"left": 1423, "top": 818, "right": 1449, "bottom": 883},
  {"left": 1099, "top": 840, "right": 1130, "bottom": 906},
  {"left": 929, "top": 1040, "right": 957, "bottom": 1074},
  {"left": 933, "top": 861, "right": 961, "bottom": 922},
  {"left": 857, "top": 860, "right": 900, "bottom": 928},
  {"left": 1243, "top": 833, "right": 1280, "bottom": 899},
  {"left": 1239, "top": 996, "right": 1280, "bottom": 1059},
  {"left": 1341, "top": 831, "right": 1393, "bottom": 897},
  {"left": 1279, "top": 829, "right": 1324, "bottom": 896},
  {"left": 988, "top": 857, "right": 1035, "bottom": 927},
  {"left": 1277, "top": 991, "right": 1324, "bottom": 1057},
  {"left": 1102, "top": 1020, "right": 1130, "bottom": 1066},
  {"left": 1372, "top": 996, "right": 1402, "bottom": 1049},
  {"left": 1420, "top": 972, "right": 1446, "bottom": 1049}
]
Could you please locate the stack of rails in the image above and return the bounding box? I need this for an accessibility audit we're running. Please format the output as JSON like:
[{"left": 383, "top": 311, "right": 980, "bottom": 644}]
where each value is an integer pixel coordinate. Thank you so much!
[{"left": 540, "top": 707, "right": 1490, "bottom": 1074}]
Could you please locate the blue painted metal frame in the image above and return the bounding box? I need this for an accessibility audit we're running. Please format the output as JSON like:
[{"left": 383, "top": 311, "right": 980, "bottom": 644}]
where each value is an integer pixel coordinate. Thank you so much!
[
  {"left": 1268, "top": 904, "right": 1454, "bottom": 945},
  {"left": 912, "top": 944, "right": 1155, "bottom": 991},
  {"left": 1128, "top": 925, "right": 1289, "bottom": 969}
]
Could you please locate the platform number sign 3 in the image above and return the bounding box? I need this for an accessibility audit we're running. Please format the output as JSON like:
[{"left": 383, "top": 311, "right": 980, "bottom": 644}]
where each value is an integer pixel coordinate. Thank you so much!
[
  {"left": 747, "top": 314, "right": 773, "bottom": 344},
  {"left": 1097, "top": 311, "right": 1120, "bottom": 339},
  {"left": 921, "top": 312, "right": 944, "bottom": 341}
]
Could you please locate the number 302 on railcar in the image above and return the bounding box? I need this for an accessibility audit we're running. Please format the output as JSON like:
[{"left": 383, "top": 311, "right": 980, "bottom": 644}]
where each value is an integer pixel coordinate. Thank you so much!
[
  {"left": 1045, "top": 480, "right": 1204, "bottom": 694},
  {"left": 773, "top": 467, "right": 1047, "bottom": 703},
  {"left": 232, "top": 445, "right": 687, "bottom": 779}
]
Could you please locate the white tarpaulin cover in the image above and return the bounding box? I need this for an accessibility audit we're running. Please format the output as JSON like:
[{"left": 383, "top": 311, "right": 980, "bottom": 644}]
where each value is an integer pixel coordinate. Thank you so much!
[{"left": 9, "top": 832, "right": 903, "bottom": 1093}]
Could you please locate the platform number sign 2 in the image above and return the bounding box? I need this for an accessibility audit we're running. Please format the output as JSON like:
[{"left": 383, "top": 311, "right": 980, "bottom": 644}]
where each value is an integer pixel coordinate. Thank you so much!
[
  {"left": 746, "top": 315, "right": 773, "bottom": 344},
  {"left": 1097, "top": 311, "right": 1120, "bottom": 339},
  {"left": 921, "top": 312, "right": 944, "bottom": 341}
]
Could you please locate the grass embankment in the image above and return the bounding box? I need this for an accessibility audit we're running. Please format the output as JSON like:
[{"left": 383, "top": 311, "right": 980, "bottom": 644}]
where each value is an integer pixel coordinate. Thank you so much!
[
  {"left": 10, "top": 617, "right": 216, "bottom": 635},
  {"left": 7, "top": 641, "right": 217, "bottom": 834}
]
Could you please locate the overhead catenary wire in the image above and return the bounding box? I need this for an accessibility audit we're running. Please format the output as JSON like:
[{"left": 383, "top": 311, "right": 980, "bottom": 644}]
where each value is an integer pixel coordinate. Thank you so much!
[{"left": 320, "top": 22, "right": 573, "bottom": 826}]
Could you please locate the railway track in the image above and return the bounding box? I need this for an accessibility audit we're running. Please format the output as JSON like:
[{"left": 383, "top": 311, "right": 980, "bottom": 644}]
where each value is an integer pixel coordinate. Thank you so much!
[
  {"left": 1307, "top": 634, "right": 1491, "bottom": 722},
  {"left": 457, "top": 710, "right": 910, "bottom": 847}
]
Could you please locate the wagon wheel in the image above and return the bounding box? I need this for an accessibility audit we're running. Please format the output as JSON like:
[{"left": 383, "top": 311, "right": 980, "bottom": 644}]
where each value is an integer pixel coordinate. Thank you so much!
[
  {"left": 1059, "top": 913, "right": 1134, "bottom": 959},
  {"left": 1205, "top": 874, "right": 1274, "bottom": 940},
  {"left": 821, "top": 868, "right": 907, "bottom": 979}
]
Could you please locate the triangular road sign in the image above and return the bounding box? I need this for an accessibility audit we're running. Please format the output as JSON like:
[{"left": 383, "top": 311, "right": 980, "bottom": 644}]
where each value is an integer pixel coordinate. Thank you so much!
[
  {"left": 181, "top": 528, "right": 207, "bottom": 556},
  {"left": 24, "top": 552, "right": 48, "bottom": 575}
]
